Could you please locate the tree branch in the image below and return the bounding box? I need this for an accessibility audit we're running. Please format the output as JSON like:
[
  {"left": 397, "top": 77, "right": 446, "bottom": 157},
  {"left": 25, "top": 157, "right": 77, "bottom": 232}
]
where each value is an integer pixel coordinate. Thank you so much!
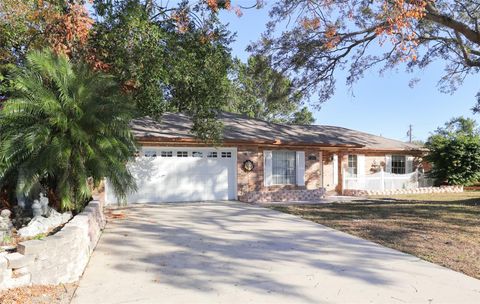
[{"left": 424, "top": 2, "right": 480, "bottom": 45}]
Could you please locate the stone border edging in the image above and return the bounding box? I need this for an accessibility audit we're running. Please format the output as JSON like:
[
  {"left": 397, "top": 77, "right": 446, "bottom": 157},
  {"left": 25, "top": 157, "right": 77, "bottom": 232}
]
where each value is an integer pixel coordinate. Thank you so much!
[
  {"left": 240, "top": 189, "right": 326, "bottom": 203},
  {"left": 343, "top": 185, "right": 464, "bottom": 197},
  {"left": 0, "top": 200, "right": 105, "bottom": 290}
]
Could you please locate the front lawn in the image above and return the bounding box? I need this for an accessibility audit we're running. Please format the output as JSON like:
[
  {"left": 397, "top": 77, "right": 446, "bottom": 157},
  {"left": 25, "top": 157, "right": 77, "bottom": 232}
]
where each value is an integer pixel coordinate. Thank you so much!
[{"left": 271, "top": 192, "right": 480, "bottom": 279}]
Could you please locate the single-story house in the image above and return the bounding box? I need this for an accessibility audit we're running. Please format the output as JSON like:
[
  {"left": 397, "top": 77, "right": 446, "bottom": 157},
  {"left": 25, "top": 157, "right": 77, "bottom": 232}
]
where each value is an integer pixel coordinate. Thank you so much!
[{"left": 105, "top": 112, "right": 426, "bottom": 204}]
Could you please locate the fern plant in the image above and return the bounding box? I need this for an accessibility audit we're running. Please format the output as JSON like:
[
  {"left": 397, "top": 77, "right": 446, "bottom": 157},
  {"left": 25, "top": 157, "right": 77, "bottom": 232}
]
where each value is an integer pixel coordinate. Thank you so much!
[{"left": 0, "top": 49, "right": 137, "bottom": 211}]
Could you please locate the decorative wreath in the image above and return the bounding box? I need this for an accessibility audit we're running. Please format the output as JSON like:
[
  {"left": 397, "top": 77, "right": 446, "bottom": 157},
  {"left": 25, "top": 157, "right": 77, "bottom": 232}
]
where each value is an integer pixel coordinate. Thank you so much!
[{"left": 243, "top": 160, "right": 255, "bottom": 172}]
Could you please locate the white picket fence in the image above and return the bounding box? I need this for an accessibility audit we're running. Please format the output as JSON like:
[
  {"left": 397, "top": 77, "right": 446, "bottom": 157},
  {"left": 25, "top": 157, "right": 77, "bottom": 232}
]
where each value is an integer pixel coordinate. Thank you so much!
[{"left": 343, "top": 169, "right": 435, "bottom": 191}]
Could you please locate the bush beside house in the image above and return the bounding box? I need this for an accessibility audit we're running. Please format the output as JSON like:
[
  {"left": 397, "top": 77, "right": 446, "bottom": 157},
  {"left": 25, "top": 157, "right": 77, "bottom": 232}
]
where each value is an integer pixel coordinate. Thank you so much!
[{"left": 426, "top": 117, "right": 480, "bottom": 186}]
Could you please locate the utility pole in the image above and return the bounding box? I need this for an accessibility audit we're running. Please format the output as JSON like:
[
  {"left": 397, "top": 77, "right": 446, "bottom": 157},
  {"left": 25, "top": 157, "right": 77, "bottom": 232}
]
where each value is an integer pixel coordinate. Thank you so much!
[{"left": 407, "top": 124, "right": 413, "bottom": 143}]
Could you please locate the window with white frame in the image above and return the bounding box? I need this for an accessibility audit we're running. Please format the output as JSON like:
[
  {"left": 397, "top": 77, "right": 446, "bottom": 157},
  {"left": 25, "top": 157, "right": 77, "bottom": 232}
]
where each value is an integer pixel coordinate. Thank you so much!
[
  {"left": 207, "top": 152, "right": 218, "bottom": 158},
  {"left": 391, "top": 155, "right": 406, "bottom": 174},
  {"left": 221, "top": 152, "right": 232, "bottom": 158},
  {"left": 272, "top": 151, "right": 296, "bottom": 185},
  {"left": 161, "top": 151, "right": 173, "bottom": 157},
  {"left": 347, "top": 155, "right": 358, "bottom": 175},
  {"left": 144, "top": 150, "right": 157, "bottom": 157},
  {"left": 192, "top": 151, "right": 203, "bottom": 158},
  {"left": 177, "top": 151, "right": 188, "bottom": 157}
]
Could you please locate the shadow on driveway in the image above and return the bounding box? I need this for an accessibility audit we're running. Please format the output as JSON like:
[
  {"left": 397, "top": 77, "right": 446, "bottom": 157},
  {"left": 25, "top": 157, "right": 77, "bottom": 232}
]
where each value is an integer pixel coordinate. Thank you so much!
[{"left": 72, "top": 201, "right": 480, "bottom": 304}]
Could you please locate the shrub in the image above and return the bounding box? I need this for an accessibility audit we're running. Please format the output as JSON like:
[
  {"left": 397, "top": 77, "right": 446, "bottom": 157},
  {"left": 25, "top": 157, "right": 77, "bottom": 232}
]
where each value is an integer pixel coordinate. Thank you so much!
[{"left": 0, "top": 49, "right": 137, "bottom": 211}]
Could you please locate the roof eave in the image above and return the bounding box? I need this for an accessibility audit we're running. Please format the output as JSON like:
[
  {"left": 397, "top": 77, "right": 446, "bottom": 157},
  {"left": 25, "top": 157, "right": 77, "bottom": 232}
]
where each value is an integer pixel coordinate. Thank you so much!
[{"left": 135, "top": 136, "right": 364, "bottom": 148}]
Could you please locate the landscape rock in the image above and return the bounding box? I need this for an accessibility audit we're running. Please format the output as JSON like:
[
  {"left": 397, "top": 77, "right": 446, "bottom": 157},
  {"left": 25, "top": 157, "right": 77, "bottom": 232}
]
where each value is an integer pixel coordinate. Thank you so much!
[
  {"left": 0, "top": 200, "right": 105, "bottom": 290},
  {"left": 17, "top": 240, "right": 46, "bottom": 256},
  {"left": 17, "top": 211, "right": 72, "bottom": 238},
  {"left": 5, "top": 253, "right": 34, "bottom": 269}
]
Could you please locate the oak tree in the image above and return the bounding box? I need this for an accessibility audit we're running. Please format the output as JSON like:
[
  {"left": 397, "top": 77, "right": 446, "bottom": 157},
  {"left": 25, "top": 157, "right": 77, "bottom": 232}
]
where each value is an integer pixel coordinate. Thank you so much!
[{"left": 243, "top": 0, "right": 480, "bottom": 108}]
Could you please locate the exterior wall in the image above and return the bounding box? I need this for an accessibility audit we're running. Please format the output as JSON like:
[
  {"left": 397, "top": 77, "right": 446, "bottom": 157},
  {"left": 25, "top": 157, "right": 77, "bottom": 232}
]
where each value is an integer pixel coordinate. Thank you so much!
[
  {"left": 133, "top": 142, "right": 326, "bottom": 202},
  {"left": 346, "top": 152, "right": 424, "bottom": 175},
  {"left": 237, "top": 146, "right": 263, "bottom": 195},
  {"left": 305, "top": 151, "right": 322, "bottom": 190},
  {"left": 236, "top": 146, "right": 324, "bottom": 203},
  {"left": 338, "top": 151, "right": 425, "bottom": 193},
  {"left": 237, "top": 146, "right": 323, "bottom": 197},
  {"left": 134, "top": 140, "right": 427, "bottom": 201},
  {"left": 364, "top": 155, "right": 387, "bottom": 174},
  {"left": 0, "top": 200, "right": 105, "bottom": 290}
]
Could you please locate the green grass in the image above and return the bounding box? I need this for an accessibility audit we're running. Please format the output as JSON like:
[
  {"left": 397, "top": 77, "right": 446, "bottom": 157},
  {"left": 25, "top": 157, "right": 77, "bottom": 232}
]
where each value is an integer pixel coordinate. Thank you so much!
[{"left": 271, "top": 191, "right": 480, "bottom": 279}]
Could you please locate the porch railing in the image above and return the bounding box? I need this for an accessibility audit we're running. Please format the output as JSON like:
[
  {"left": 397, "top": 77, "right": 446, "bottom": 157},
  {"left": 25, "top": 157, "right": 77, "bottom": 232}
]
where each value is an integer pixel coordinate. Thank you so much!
[{"left": 343, "top": 169, "right": 435, "bottom": 191}]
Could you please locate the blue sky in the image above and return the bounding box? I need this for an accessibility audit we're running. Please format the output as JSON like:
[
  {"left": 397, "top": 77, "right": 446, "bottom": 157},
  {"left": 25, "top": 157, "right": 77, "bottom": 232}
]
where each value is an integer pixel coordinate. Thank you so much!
[{"left": 219, "top": 6, "right": 479, "bottom": 142}]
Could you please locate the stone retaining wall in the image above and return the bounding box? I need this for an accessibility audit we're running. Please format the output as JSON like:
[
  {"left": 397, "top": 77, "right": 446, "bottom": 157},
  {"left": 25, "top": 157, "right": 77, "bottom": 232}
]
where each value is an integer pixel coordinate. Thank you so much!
[
  {"left": 0, "top": 200, "right": 105, "bottom": 290},
  {"left": 343, "top": 185, "right": 464, "bottom": 197},
  {"left": 240, "top": 189, "right": 326, "bottom": 203}
]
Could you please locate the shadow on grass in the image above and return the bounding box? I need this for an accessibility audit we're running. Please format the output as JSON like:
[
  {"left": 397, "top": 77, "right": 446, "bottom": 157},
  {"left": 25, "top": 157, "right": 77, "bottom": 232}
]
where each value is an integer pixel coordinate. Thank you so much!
[
  {"left": 272, "top": 197, "right": 480, "bottom": 226},
  {"left": 272, "top": 198, "right": 480, "bottom": 279}
]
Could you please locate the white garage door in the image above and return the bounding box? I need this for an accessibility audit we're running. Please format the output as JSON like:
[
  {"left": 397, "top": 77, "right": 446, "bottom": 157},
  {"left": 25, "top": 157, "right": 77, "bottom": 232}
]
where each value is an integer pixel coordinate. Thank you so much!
[{"left": 105, "top": 147, "right": 237, "bottom": 204}]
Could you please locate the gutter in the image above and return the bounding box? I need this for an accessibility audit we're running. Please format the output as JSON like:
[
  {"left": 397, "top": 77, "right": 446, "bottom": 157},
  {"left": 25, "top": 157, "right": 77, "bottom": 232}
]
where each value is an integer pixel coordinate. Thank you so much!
[{"left": 135, "top": 136, "right": 365, "bottom": 149}]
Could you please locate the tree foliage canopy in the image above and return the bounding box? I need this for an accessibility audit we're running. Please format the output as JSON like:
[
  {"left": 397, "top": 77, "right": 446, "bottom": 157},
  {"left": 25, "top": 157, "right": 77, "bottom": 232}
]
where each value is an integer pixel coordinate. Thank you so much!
[
  {"left": 1, "top": 0, "right": 237, "bottom": 140},
  {"left": 89, "top": 0, "right": 234, "bottom": 140},
  {"left": 0, "top": 49, "right": 137, "bottom": 211},
  {"left": 245, "top": 0, "right": 480, "bottom": 107},
  {"left": 426, "top": 117, "right": 480, "bottom": 185},
  {"left": 0, "top": 0, "right": 92, "bottom": 88},
  {"left": 228, "top": 55, "right": 315, "bottom": 124}
]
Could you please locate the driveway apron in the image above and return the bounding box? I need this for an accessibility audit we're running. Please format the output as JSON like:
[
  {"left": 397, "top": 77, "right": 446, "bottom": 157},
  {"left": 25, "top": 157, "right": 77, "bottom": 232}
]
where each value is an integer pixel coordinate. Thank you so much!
[{"left": 72, "top": 201, "right": 480, "bottom": 304}]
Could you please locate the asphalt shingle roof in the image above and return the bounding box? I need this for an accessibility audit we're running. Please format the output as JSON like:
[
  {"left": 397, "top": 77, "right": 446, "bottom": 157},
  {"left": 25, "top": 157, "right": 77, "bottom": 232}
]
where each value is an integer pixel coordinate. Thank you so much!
[{"left": 131, "top": 112, "right": 423, "bottom": 151}]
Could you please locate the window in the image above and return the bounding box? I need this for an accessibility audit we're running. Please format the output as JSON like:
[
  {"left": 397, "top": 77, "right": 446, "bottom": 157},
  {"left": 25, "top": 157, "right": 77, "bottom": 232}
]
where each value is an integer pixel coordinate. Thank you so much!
[
  {"left": 192, "top": 151, "right": 203, "bottom": 158},
  {"left": 144, "top": 150, "right": 157, "bottom": 157},
  {"left": 272, "top": 151, "right": 296, "bottom": 185},
  {"left": 161, "top": 151, "right": 172, "bottom": 157},
  {"left": 391, "top": 155, "right": 406, "bottom": 174},
  {"left": 347, "top": 155, "right": 358, "bottom": 175},
  {"left": 221, "top": 152, "right": 232, "bottom": 158},
  {"left": 207, "top": 152, "right": 218, "bottom": 158},
  {"left": 177, "top": 151, "right": 188, "bottom": 157}
]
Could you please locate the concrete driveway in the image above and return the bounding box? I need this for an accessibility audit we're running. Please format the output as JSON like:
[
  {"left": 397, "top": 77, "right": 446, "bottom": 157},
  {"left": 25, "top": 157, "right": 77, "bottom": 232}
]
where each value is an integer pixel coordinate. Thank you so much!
[{"left": 72, "top": 202, "right": 480, "bottom": 304}]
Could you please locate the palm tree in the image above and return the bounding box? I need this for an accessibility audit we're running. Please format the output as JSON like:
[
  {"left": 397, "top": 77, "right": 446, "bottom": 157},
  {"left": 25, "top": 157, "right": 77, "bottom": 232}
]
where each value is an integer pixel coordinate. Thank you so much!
[{"left": 0, "top": 49, "right": 137, "bottom": 211}]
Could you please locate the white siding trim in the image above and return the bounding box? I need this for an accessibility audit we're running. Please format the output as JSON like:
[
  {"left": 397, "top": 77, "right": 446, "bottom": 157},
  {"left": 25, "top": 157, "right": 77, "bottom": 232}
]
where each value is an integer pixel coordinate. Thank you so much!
[
  {"left": 319, "top": 151, "right": 324, "bottom": 188},
  {"left": 357, "top": 154, "right": 365, "bottom": 177},
  {"left": 296, "top": 151, "right": 305, "bottom": 186},
  {"left": 385, "top": 155, "right": 392, "bottom": 173},
  {"left": 406, "top": 155, "right": 414, "bottom": 173},
  {"left": 357, "top": 154, "right": 366, "bottom": 189},
  {"left": 333, "top": 154, "right": 339, "bottom": 186},
  {"left": 264, "top": 150, "right": 273, "bottom": 187}
]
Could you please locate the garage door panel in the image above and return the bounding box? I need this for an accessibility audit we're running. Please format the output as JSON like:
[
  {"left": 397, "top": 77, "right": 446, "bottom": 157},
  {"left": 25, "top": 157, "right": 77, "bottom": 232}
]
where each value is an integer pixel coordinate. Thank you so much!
[{"left": 106, "top": 147, "right": 236, "bottom": 204}]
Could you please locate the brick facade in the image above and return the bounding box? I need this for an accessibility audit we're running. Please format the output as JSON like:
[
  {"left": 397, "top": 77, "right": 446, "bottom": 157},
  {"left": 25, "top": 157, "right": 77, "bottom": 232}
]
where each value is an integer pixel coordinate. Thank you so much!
[
  {"left": 236, "top": 146, "right": 325, "bottom": 203},
  {"left": 240, "top": 189, "right": 326, "bottom": 203},
  {"left": 134, "top": 141, "right": 427, "bottom": 203}
]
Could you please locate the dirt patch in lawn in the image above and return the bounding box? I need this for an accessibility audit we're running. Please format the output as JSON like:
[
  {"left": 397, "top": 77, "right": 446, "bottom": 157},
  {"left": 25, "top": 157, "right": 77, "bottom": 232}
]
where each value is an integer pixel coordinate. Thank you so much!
[
  {"left": 272, "top": 192, "right": 480, "bottom": 279},
  {"left": 0, "top": 283, "right": 77, "bottom": 304}
]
